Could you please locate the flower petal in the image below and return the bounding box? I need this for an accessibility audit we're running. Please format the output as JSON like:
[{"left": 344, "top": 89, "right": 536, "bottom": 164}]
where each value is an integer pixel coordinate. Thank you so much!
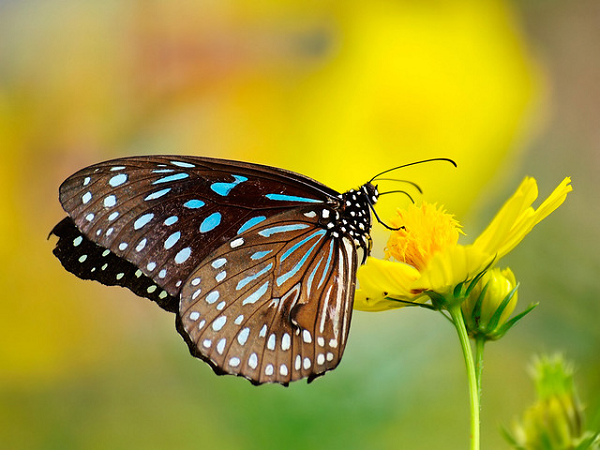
[
  {"left": 354, "top": 257, "right": 420, "bottom": 311},
  {"left": 410, "top": 244, "right": 490, "bottom": 294},
  {"left": 473, "top": 177, "right": 572, "bottom": 259}
]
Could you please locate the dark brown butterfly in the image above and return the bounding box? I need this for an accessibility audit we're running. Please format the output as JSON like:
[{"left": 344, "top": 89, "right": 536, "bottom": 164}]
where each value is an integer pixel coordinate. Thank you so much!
[{"left": 51, "top": 155, "right": 451, "bottom": 385}]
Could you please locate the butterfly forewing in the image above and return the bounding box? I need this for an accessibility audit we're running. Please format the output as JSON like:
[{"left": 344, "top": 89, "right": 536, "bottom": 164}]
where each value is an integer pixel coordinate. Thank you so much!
[
  {"left": 179, "top": 207, "right": 357, "bottom": 385},
  {"left": 58, "top": 156, "right": 337, "bottom": 297}
]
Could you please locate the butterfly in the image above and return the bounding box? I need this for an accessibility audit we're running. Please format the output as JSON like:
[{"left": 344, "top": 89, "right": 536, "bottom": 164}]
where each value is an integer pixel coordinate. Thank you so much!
[{"left": 50, "top": 155, "right": 451, "bottom": 385}]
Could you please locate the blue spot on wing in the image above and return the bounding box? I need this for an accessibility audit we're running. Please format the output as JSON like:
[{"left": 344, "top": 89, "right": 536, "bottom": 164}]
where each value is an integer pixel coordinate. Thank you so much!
[
  {"left": 164, "top": 231, "right": 181, "bottom": 249},
  {"left": 265, "top": 194, "right": 322, "bottom": 203},
  {"left": 164, "top": 216, "right": 178, "bottom": 226},
  {"left": 200, "top": 212, "right": 222, "bottom": 232},
  {"left": 174, "top": 247, "right": 192, "bottom": 264},
  {"left": 184, "top": 199, "right": 205, "bottom": 209},
  {"left": 211, "top": 175, "right": 248, "bottom": 196}
]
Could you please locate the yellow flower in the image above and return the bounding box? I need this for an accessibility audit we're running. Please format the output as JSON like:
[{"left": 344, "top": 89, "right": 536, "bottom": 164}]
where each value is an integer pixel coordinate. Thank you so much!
[{"left": 354, "top": 177, "right": 572, "bottom": 311}]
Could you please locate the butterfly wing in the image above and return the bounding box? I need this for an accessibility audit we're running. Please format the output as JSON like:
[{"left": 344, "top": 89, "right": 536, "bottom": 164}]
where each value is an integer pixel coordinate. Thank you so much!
[
  {"left": 54, "top": 156, "right": 340, "bottom": 304},
  {"left": 177, "top": 206, "right": 358, "bottom": 385},
  {"left": 51, "top": 217, "right": 179, "bottom": 311}
]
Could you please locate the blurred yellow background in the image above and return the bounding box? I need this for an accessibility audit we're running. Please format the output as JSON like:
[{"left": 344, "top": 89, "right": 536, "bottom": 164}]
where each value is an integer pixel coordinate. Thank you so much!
[{"left": 1, "top": 0, "right": 598, "bottom": 448}]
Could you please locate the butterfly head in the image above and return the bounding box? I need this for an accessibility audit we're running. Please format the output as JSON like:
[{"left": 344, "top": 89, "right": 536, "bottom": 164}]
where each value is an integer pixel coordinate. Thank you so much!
[{"left": 361, "top": 182, "right": 379, "bottom": 206}]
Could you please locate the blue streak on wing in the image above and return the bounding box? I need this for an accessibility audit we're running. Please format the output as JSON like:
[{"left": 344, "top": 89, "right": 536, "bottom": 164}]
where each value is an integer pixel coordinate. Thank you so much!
[
  {"left": 153, "top": 173, "right": 189, "bottom": 184},
  {"left": 237, "top": 216, "right": 267, "bottom": 234},
  {"left": 242, "top": 281, "right": 270, "bottom": 305},
  {"left": 265, "top": 194, "right": 323, "bottom": 203},
  {"left": 276, "top": 238, "right": 324, "bottom": 287},
  {"left": 170, "top": 161, "right": 196, "bottom": 168},
  {"left": 211, "top": 175, "right": 248, "bottom": 196},
  {"left": 318, "top": 240, "right": 335, "bottom": 289},
  {"left": 236, "top": 263, "right": 274, "bottom": 291},
  {"left": 144, "top": 188, "right": 171, "bottom": 201},
  {"left": 258, "top": 224, "right": 309, "bottom": 237},
  {"left": 280, "top": 230, "right": 326, "bottom": 262},
  {"left": 251, "top": 250, "right": 272, "bottom": 260}
]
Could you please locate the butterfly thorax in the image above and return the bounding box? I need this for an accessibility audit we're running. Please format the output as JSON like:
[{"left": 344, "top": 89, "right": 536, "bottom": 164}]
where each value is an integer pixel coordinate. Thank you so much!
[{"left": 329, "top": 182, "right": 378, "bottom": 265}]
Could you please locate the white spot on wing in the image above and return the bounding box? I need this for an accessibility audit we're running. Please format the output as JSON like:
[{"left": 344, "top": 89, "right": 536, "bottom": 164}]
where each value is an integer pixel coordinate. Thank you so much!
[
  {"left": 212, "top": 258, "right": 227, "bottom": 269},
  {"left": 280, "top": 365, "right": 289, "bottom": 376},
  {"left": 212, "top": 316, "right": 227, "bottom": 331},
  {"left": 248, "top": 353, "right": 258, "bottom": 369},
  {"left": 237, "top": 328, "right": 250, "bottom": 345},
  {"left": 109, "top": 173, "right": 127, "bottom": 187},
  {"left": 215, "top": 271, "right": 226, "bottom": 282},
  {"left": 104, "top": 195, "right": 117, "bottom": 207},
  {"left": 267, "top": 334, "right": 276, "bottom": 350},
  {"left": 230, "top": 238, "right": 244, "bottom": 248},
  {"left": 134, "top": 213, "right": 154, "bottom": 230},
  {"left": 302, "top": 330, "right": 312, "bottom": 344},
  {"left": 216, "top": 338, "right": 226, "bottom": 355},
  {"left": 206, "top": 291, "right": 219, "bottom": 304},
  {"left": 281, "top": 333, "right": 291, "bottom": 351}
]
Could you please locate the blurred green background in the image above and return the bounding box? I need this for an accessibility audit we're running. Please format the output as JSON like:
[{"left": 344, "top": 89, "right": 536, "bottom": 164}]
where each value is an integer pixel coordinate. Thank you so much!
[{"left": 1, "top": 0, "right": 598, "bottom": 448}]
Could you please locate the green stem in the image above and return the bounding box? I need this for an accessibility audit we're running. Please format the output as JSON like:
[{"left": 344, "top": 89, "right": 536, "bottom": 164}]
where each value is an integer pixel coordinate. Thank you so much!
[
  {"left": 448, "top": 305, "right": 480, "bottom": 450},
  {"left": 475, "top": 336, "right": 486, "bottom": 403}
]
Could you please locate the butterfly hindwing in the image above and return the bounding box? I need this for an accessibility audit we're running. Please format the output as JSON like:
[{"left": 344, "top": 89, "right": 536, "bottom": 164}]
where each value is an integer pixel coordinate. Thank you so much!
[
  {"left": 178, "top": 207, "right": 358, "bottom": 385},
  {"left": 51, "top": 217, "right": 179, "bottom": 312},
  {"left": 57, "top": 156, "right": 338, "bottom": 297}
]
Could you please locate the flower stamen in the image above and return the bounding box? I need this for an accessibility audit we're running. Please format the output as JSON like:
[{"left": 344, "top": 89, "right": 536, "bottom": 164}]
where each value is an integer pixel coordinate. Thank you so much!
[{"left": 385, "top": 202, "right": 462, "bottom": 271}]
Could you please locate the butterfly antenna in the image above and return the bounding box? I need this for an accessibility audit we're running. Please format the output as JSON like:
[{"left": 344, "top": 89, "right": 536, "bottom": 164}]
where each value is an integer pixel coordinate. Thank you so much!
[
  {"left": 369, "top": 157, "right": 457, "bottom": 183},
  {"left": 378, "top": 190, "right": 415, "bottom": 203},
  {"left": 373, "top": 178, "right": 423, "bottom": 194}
]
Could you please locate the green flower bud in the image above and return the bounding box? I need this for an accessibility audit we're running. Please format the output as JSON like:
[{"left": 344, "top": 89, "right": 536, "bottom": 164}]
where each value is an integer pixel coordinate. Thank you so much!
[
  {"left": 505, "top": 355, "right": 599, "bottom": 450},
  {"left": 462, "top": 267, "right": 524, "bottom": 340}
]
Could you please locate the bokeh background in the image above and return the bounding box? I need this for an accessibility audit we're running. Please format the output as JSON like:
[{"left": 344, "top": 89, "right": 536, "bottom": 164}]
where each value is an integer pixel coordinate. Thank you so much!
[{"left": 1, "top": 0, "right": 598, "bottom": 448}]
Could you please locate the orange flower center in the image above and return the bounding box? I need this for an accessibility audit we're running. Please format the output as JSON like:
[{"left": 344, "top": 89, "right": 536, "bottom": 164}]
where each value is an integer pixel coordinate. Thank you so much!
[{"left": 385, "top": 202, "right": 462, "bottom": 271}]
